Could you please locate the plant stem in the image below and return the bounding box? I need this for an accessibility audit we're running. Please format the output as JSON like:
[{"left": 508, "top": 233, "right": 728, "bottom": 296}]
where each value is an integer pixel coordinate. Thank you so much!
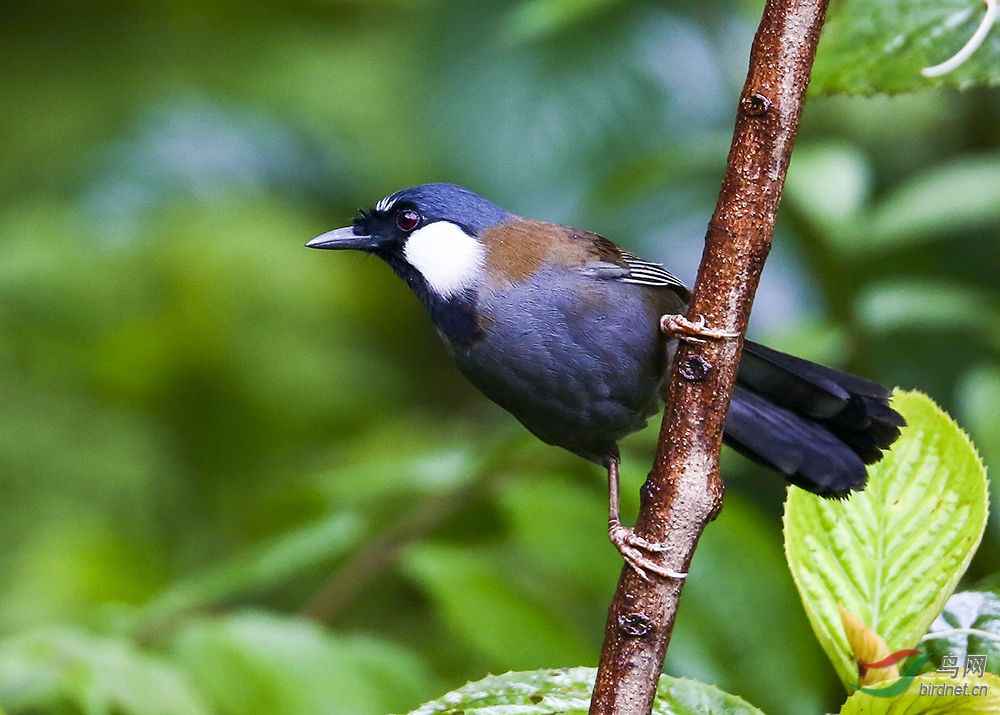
[{"left": 589, "top": 1, "right": 830, "bottom": 712}]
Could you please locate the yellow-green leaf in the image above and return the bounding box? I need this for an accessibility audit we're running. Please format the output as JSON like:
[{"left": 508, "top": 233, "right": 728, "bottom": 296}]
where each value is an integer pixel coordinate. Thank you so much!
[
  {"left": 785, "top": 390, "right": 989, "bottom": 687},
  {"left": 840, "top": 672, "right": 1000, "bottom": 714}
]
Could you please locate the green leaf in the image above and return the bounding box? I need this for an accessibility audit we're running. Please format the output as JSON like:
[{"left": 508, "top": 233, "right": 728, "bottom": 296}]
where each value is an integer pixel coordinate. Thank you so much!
[
  {"left": 652, "top": 676, "right": 767, "bottom": 715},
  {"left": 140, "top": 512, "right": 363, "bottom": 621},
  {"left": 787, "top": 151, "right": 1000, "bottom": 258},
  {"left": 168, "top": 611, "right": 434, "bottom": 715},
  {"left": 503, "top": 0, "right": 624, "bottom": 42},
  {"left": 813, "top": 0, "right": 1000, "bottom": 94},
  {"left": 403, "top": 668, "right": 766, "bottom": 715},
  {"left": 839, "top": 672, "right": 1000, "bottom": 713},
  {"left": 869, "top": 157, "right": 1000, "bottom": 246},
  {"left": 319, "top": 420, "right": 532, "bottom": 507},
  {"left": 402, "top": 544, "right": 593, "bottom": 670},
  {"left": 0, "top": 626, "right": 210, "bottom": 715},
  {"left": 958, "top": 366, "right": 1000, "bottom": 486},
  {"left": 855, "top": 282, "right": 1000, "bottom": 344},
  {"left": 922, "top": 590, "right": 1000, "bottom": 673},
  {"left": 784, "top": 390, "right": 989, "bottom": 687},
  {"left": 785, "top": 143, "right": 873, "bottom": 233},
  {"left": 497, "top": 473, "right": 619, "bottom": 587}
]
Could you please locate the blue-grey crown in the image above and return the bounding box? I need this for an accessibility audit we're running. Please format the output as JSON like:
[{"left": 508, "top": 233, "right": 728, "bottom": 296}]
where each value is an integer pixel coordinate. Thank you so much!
[{"left": 377, "top": 183, "right": 511, "bottom": 233}]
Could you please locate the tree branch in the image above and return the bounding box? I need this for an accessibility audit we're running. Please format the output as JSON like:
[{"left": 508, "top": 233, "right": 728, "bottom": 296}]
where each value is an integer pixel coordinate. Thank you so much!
[{"left": 589, "top": 1, "right": 830, "bottom": 713}]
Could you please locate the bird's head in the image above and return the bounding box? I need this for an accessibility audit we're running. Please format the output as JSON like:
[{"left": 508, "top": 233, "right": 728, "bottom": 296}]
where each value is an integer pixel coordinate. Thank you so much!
[{"left": 307, "top": 183, "right": 511, "bottom": 301}]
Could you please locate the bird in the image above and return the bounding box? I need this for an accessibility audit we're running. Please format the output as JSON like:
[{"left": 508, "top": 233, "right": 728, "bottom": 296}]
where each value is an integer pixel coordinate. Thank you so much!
[{"left": 307, "top": 182, "right": 904, "bottom": 580}]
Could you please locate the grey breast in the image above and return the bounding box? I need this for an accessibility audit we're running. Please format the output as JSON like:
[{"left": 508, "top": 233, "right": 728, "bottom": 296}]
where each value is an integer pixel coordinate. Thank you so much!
[{"left": 454, "top": 266, "right": 670, "bottom": 464}]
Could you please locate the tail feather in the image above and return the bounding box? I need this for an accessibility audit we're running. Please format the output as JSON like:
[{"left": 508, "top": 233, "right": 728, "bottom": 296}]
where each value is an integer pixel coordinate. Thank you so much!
[
  {"left": 724, "top": 341, "right": 905, "bottom": 498},
  {"left": 724, "top": 386, "right": 868, "bottom": 496},
  {"left": 739, "top": 340, "right": 893, "bottom": 401}
]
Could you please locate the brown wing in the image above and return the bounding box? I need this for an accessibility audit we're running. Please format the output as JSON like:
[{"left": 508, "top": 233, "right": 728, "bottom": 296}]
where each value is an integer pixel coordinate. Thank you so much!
[{"left": 481, "top": 218, "right": 689, "bottom": 298}]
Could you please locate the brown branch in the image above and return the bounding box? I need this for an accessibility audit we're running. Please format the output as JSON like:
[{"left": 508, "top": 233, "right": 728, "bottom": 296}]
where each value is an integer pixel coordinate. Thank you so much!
[{"left": 589, "top": 1, "right": 830, "bottom": 713}]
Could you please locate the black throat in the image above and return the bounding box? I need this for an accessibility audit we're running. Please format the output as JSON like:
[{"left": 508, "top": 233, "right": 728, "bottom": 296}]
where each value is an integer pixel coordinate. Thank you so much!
[{"left": 377, "top": 251, "right": 485, "bottom": 350}]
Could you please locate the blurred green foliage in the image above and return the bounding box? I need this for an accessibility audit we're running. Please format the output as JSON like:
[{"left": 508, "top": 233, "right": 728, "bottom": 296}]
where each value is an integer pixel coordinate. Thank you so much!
[{"left": 0, "top": 0, "right": 998, "bottom": 714}]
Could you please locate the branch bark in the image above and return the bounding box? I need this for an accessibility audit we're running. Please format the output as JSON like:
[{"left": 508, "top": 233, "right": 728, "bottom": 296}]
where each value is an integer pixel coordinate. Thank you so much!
[{"left": 589, "top": 1, "right": 830, "bottom": 712}]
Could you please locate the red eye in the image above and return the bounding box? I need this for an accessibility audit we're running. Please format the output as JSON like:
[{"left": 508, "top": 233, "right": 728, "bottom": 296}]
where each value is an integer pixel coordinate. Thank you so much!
[{"left": 396, "top": 210, "right": 420, "bottom": 232}]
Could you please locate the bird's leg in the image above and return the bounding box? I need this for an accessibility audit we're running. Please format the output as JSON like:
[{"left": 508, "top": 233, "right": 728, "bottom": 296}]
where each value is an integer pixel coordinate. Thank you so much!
[
  {"left": 606, "top": 458, "right": 687, "bottom": 581},
  {"left": 660, "top": 313, "right": 739, "bottom": 345}
]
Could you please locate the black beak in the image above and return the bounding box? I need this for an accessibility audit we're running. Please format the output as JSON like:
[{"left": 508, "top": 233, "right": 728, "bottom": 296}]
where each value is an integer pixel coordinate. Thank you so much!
[{"left": 306, "top": 226, "right": 380, "bottom": 251}]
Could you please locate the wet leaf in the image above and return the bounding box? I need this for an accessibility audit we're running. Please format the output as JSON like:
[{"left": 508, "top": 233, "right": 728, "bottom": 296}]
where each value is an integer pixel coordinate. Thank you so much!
[
  {"left": 814, "top": 0, "right": 1000, "bottom": 94},
  {"left": 403, "top": 668, "right": 766, "bottom": 715}
]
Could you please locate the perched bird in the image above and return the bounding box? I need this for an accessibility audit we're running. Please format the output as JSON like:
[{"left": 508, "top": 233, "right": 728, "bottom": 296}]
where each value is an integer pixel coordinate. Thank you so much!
[{"left": 308, "top": 183, "right": 904, "bottom": 579}]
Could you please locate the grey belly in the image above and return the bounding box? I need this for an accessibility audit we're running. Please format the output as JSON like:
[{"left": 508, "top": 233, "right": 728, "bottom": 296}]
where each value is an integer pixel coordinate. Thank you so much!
[{"left": 453, "top": 275, "right": 667, "bottom": 465}]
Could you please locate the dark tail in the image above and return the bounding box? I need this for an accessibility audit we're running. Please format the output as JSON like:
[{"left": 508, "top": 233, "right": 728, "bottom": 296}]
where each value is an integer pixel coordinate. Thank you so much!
[{"left": 723, "top": 340, "right": 905, "bottom": 498}]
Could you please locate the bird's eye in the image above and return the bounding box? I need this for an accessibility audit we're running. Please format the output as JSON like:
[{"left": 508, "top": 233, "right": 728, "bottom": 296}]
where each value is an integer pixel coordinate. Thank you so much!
[{"left": 396, "top": 210, "right": 420, "bottom": 232}]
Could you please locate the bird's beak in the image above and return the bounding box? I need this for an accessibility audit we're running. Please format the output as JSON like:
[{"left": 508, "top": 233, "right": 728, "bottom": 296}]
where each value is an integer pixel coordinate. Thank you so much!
[{"left": 306, "top": 226, "right": 380, "bottom": 251}]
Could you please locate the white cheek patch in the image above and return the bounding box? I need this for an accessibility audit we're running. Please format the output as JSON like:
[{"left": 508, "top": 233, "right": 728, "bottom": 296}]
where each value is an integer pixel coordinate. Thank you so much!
[{"left": 403, "top": 221, "right": 486, "bottom": 298}]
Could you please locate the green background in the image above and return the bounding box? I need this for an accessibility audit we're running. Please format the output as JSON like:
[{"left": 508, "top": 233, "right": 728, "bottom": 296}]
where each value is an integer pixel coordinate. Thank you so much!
[{"left": 1, "top": 1, "right": 998, "bottom": 713}]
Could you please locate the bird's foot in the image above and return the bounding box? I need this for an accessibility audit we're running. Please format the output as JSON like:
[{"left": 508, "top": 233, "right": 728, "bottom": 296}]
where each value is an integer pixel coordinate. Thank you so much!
[
  {"left": 608, "top": 522, "right": 687, "bottom": 582},
  {"left": 660, "top": 313, "right": 739, "bottom": 345}
]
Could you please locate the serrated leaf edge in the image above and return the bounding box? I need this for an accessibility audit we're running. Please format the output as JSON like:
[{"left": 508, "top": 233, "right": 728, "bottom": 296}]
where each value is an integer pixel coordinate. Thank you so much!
[{"left": 784, "top": 390, "right": 990, "bottom": 687}]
